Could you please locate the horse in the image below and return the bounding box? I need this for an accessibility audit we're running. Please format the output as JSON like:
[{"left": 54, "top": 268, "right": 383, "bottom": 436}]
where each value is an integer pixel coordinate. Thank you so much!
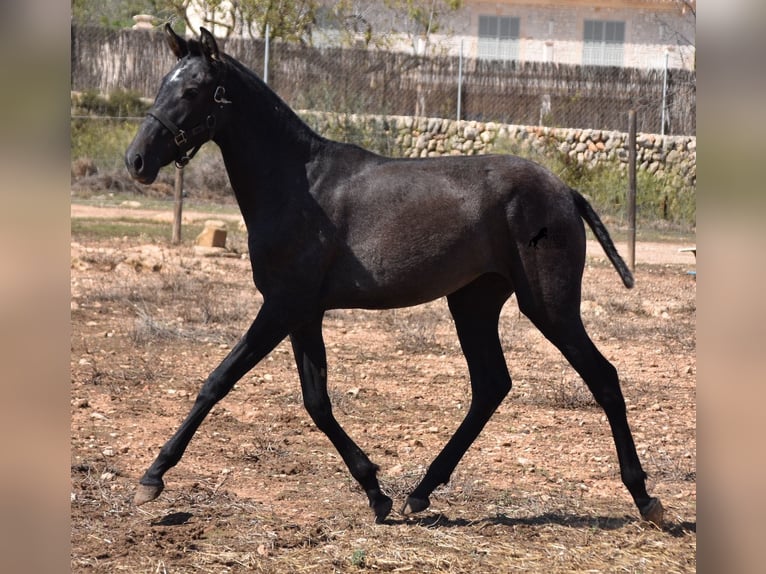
[{"left": 125, "top": 24, "right": 663, "bottom": 526}]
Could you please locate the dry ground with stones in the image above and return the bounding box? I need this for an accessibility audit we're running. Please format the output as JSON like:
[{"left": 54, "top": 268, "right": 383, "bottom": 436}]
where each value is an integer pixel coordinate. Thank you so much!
[{"left": 71, "top": 205, "right": 696, "bottom": 573}]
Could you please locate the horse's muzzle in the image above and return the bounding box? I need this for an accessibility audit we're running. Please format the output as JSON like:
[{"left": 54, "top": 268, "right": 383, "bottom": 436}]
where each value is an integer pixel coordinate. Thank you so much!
[{"left": 125, "top": 150, "right": 157, "bottom": 184}]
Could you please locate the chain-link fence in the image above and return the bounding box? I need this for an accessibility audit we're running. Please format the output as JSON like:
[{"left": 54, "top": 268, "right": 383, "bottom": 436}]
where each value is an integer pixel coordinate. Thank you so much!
[{"left": 72, "top": 25, "right": 695, "bottom": 136}]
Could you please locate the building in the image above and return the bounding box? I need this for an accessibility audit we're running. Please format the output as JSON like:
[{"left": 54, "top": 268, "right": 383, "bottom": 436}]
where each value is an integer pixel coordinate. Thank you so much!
[
  {"left": 312, "top": 0, "right": 695, "bottom": 70},
  {"left": 450, "top": 0, "right": 695, "bottom": 69}
]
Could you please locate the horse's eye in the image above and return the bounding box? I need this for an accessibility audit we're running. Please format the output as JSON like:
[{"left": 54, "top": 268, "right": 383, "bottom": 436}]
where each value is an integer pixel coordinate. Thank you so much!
[{"left": 183, "top": 88, "right": 199, "bottom": 100}]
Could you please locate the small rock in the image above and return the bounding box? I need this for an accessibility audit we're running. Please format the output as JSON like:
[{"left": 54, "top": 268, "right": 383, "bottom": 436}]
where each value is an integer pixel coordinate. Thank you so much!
[
  {"left": 121, "top": 245, "right": 163, "bottom": 272},
  {"left": 196, "top": 220, "right": 227, "bottom": 248}
]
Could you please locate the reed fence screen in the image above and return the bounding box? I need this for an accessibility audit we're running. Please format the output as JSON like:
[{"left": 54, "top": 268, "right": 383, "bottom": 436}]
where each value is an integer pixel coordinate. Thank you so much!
[{"left": 72, "top": 26, "right": 695, "bottom": 135}]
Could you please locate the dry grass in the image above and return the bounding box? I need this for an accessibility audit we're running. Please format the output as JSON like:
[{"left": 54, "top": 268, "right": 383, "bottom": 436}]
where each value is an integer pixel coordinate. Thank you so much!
[{"left": 71, "top": 223, "right": 696, "bottom": 573}]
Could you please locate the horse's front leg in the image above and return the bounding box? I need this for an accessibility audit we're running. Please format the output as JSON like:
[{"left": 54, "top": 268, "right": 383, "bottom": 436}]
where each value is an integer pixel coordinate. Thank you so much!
[
  {"left": 134, "top": 302, "right": 290, "bottom": 505},
  {"left": 289, "top": 315, "right": 393, "bottom": 523}
]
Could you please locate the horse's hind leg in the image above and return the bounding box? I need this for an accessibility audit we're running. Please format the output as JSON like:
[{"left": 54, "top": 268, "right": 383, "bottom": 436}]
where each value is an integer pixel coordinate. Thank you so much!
[
  {"left": 289, "top": 315, "right": 393, "bottom": 523},
  {"left": 403, "top": 274, "right": 512, "bottom": 515},
  {"left": 517, "top": 288, "right": 663, "bottom": 525}
]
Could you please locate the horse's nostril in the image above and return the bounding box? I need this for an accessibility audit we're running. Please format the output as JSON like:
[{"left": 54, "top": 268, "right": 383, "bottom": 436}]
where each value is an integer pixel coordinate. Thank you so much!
[{"left": 132, "top": 154, "right": 144, "bottom": 173}]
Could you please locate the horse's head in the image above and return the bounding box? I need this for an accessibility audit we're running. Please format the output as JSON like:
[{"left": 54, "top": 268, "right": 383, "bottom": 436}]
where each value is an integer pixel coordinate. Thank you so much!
[{"left": 126, "top": 24, "right": 231, "bottom": 184}]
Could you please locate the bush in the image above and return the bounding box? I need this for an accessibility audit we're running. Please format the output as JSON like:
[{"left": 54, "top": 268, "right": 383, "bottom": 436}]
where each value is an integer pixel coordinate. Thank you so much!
[{"left": 74, "top": 89, "right": 150, "bottom": 117}]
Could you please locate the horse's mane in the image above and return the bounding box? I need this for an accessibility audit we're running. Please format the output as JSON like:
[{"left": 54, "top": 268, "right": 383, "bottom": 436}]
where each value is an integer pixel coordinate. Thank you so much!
[{"left": 214, "top": 49, "right": 323, "bottom": 147}]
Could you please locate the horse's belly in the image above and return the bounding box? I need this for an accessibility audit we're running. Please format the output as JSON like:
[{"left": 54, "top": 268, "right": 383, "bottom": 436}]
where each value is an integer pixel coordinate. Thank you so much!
[{"left": 323, "top": 238, "right": 501, "bottom": 310}]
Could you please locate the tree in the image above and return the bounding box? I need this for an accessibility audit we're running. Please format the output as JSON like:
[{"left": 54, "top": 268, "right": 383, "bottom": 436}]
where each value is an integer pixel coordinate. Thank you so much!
[
  {"left": 143, "top": 0, "right": 319, "bottom": 42},
  {"left": 72, "top": 0, "right": 462, "bottom": 49},
  {"left": 652, "top": 0, "right": 696, "bottom": 69},
  {"left": 235, "top": 0, "right": 319, "bottom": 42},
  {"left": 72, "top": 0, "right": 166, "bottom": 28},
  {"left": 383, "top": 0, "right": 462, "bottom": 55},
  {"left": 321, "top": 0, "right": 462, "bottom": 54}
]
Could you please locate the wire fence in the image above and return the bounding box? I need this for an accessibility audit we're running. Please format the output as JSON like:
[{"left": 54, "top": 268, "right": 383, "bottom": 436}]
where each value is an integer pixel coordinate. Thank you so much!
[{"left": 72, "top": 25, "right": 695, "bottom": 136}]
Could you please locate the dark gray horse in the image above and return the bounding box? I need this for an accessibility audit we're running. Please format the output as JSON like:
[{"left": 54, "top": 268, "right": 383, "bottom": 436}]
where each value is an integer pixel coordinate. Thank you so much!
[{"left": 125, "top": 25, "right": 663, "bottom": 526}]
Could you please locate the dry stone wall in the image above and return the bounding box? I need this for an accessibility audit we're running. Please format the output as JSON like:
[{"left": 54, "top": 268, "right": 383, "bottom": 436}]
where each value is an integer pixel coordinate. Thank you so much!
[{"left": 301, "top": 111, "right": 696, "bottom": 190}]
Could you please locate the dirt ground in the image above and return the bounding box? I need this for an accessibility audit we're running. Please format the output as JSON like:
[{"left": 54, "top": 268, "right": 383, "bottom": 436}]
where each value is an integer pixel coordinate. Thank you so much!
[{"left": 70, "top": 205, "right": 696, "bottom": 573}]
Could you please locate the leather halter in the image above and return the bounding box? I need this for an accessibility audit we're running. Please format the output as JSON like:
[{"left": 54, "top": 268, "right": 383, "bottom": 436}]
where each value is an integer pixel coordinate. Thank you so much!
[{"left": 146, "top": 85, "right": 232, "bottom": 168}]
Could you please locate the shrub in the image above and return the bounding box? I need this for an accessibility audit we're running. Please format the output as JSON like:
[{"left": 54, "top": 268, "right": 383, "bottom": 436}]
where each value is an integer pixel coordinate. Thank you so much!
[{"left": 74, "top": 89, "right": 150, "bottom": 117}]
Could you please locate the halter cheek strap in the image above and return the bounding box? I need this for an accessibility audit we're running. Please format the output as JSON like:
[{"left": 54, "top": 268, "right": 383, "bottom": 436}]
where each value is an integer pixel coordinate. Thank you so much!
[{"left": 146, "top": 84, "right": 231, "bottom": 168}]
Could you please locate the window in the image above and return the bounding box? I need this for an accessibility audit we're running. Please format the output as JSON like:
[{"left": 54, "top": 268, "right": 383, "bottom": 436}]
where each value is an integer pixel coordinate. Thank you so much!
[
  {"left": 583, "top": 20, "right": 625, "bottom": 66},
  {"left": 478, "top": 15, "right": 520, "bottom": 61}
]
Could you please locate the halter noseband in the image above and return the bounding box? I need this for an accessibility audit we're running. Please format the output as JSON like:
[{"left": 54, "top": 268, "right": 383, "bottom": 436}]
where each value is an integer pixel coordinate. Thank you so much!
[{"left": 147, "top": 82, "right": 232, "bottom": 169}]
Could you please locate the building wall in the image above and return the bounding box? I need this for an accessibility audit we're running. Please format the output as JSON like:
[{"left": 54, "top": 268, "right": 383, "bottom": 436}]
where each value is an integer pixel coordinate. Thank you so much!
[{"left": 454, "top": 1, "right": 694, "bottom": 69}]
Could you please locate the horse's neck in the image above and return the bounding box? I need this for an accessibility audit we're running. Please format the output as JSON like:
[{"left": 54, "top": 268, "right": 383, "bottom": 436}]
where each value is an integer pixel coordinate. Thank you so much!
[{"left": 216, "top": 70, "right": 324, "bottom": 214}]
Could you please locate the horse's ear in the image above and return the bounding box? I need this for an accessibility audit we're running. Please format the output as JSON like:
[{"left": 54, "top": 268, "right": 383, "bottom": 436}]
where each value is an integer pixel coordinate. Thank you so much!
[
  {"left": 165, "top": 23, "right": 188, "bottom": 59},
  {"left": 199, "top": 28, "right": 221, "bottom": 63}
]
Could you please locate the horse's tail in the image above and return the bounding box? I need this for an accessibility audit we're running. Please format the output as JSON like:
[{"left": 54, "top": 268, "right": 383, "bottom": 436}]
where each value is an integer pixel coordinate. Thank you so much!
[{"left": 571, "top": 189, "right": 634, "bottom": 289}]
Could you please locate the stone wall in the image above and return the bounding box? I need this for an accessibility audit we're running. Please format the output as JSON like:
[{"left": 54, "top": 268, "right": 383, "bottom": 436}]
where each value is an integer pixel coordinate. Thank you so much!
[{"left": 301, "top": 111, "right": 696, "bottom": 190}]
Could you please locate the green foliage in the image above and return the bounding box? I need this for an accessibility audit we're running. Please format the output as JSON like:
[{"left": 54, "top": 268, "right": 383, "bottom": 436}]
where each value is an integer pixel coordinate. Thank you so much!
[
  {"left": 140, "top": 0, "right": 321, "bottom": 42},
  {"left": 75, "top": 89, "right": 150, "bottom": 118},
  {"left": 71, "top": 89, "right": 151, "bottom": 172},
  {"left": 238, "top": 0, "right": 319, "bottom": 42},
  {"left": 71, "top": 217, "right": 204, "bottom": 243},
  {"left": 350, "top": 548, "right": 367, "bottom": 568},
  {"left": 384, "top": 0, "right": 463, "bottom": 36},
  {"left": 71, "top": 118, "right": 141, "bottom": 172},
  {"left": 72, "top": 0, "right": 163, "bottom": 28}
]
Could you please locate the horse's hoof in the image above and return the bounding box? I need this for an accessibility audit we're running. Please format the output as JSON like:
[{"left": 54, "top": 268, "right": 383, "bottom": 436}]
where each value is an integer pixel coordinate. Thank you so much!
[
  {"left": 401, "top": 495, "right": 430, "bottom": 516},
  {"left": 640, "top": 497, "right": 664, "bottom": 527},
  {"left": 372, "top": 495, "right": 394, "bottom": 524},
  {"left": 134, "top": 483, "right": 164, "bottom": 506}
]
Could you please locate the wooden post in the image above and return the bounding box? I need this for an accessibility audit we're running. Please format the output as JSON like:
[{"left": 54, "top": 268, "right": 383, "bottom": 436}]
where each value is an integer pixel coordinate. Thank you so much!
[
  {"left": 172, "top": 166, "right": 184, "bottom": 245},
  {"left": 627, "top": 109, "right": 637, "bottom": 272}
]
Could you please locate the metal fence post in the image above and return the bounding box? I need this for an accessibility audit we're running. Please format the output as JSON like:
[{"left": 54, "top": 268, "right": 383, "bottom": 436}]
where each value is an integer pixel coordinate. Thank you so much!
[
  {"left": 263, "top": 23, "right": 270, "bottom": 84},
  {"left": 627, "top": 109, "right": 637, "bottom": 272},
  {"left": 457, "top": 40, "right": 463, "bottom": 122},
  {"left": 660, "top": 50, "right": 669, "bottom": 135}
]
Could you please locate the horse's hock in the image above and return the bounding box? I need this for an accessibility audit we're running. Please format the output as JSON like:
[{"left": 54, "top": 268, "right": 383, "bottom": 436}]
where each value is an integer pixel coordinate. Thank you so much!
[{"left": 195, "top": 220, "right": 227, "bottom": 248}]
